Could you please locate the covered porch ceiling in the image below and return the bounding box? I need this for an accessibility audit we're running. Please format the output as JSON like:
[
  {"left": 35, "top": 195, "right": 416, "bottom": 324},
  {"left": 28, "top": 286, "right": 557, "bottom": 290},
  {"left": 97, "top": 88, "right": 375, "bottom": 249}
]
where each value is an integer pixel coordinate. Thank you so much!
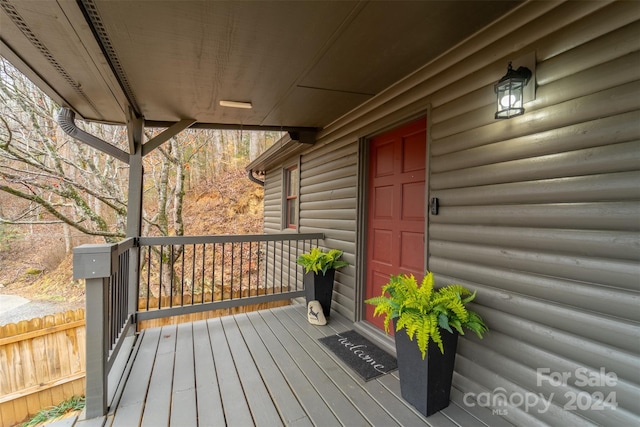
[{"left": 1, "top": 0, "right": 521, "bottom": 133}]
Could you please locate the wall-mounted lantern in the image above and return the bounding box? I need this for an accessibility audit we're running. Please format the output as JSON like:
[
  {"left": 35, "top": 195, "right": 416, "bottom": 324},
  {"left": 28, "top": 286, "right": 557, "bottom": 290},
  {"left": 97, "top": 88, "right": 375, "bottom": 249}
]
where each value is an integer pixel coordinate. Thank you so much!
[{"left": 494, "top": 62, "right": 532, "bottom": 119}]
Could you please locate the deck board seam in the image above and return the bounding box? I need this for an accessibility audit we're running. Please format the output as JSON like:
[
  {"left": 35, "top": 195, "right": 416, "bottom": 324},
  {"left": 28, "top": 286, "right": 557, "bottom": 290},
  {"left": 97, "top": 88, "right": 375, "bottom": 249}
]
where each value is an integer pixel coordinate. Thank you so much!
[
  {"left": 207, "top": 317, "right": 254, "bottom": 426},
  {"left": 169, "top": 323, "right": 197, "bottom": 426},
  {"left": 105, "top": 332, "right": 144, "bottom": 418},
  {"left": 140, "top": 324, "right": 177, "bottom": 427},
  {"left": 222, "top": 315, "right": 284, "bottom": 427},
  {"left": 258, "top": 308, "right": 368, "bottom": 426},
  {"left": 110, "top": 327, "right": 163, "bottom": 426},
  {"left": 193, "top": 319, "right": 226, "bottom": 426},
  {"left": 234, "top": 313, "right": 311, "bottom": 426},
  {"left": 275, "top": 306, "right": 405, "bottom": 427},
  {"left": 255, "top": 309, "right": 345, "bottom": 425},
  {"left": 247, "top": 310, "right": 341, "bottom": 426}
]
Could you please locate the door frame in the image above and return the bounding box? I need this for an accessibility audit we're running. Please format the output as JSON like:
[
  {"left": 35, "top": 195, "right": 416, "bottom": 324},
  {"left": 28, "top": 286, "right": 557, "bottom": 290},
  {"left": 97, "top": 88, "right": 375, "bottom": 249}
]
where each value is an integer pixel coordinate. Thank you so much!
[{"left": 354, "top": 110, "right": 432, "bottom": 351}]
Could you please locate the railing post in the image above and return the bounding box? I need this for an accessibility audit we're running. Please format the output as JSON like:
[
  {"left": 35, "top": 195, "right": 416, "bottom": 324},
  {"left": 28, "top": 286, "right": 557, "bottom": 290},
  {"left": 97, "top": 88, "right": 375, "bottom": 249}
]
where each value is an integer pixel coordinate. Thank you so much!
[{"left": 73, "top": 243, "right": 117, "bottom": 419}]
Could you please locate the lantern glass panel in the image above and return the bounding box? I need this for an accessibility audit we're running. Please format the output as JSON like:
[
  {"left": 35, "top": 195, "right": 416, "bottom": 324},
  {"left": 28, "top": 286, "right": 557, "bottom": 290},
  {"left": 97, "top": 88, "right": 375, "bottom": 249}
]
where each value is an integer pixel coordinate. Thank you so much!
[{"left": 495, "top": 78, "right": 525, "bottom": 119}]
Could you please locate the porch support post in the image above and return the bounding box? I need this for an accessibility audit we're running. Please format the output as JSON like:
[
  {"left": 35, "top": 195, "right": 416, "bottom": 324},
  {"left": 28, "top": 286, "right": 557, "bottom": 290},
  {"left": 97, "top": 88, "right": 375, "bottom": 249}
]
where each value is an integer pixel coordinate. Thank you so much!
[{"left": 126, "top": 109, "right": 144, "bottom": 327}]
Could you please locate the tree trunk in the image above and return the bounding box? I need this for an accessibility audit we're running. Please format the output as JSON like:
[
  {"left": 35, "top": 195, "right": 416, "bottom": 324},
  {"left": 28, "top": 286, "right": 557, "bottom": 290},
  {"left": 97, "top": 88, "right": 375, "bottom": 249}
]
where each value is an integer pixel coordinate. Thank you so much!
[{"left": 63, "top": 222, "right": 71, "bottom": 253}]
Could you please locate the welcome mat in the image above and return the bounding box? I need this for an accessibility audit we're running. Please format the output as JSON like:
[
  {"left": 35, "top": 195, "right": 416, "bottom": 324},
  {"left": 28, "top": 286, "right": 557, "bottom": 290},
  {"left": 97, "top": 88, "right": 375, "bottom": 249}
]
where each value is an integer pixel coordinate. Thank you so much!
[{"left": 319, "top": 330, "right": 397, "bottom": 381}]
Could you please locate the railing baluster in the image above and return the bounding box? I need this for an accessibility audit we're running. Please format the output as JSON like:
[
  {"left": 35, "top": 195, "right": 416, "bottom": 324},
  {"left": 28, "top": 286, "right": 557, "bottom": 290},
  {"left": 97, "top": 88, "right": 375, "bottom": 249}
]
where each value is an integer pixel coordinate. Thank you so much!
[
  {"left": 189, "top": 244, "right": 195, "bottom": 304},
  {"left": 201, "top": 243, "right": 206, "bottom": 303},
  {"left": 256, "top": 241, "right": 261, "bottom": 293},
  {"left": 271, "top": 240, "right": 276, "bottom": 295},
  {"left": 212, "top": 243, "right": 217, "bottom": 301},
  {"left": 119, "top": 268, "right": 123, "bottom": 335},
  {"left": 295, "top": 239, "right": 299, "bottom": 290},
  {"left": 170, "top": 245, "right": 175, "bottom": 308},
  {"left": 248, "top": 241, "right": 253, "bottom": 295},
  {"left": 180, "top": 245, "right": 185, "bottom": 306},
  {"left": 158, "top": 246, "right": 163, "bottom": 309},
  {"left": 264, "top": 240, "right": 268, "bottom": 291},
  {"left": 221, "top": 243, "right": 226, "bottom": 301},
  {"left": 240, "top": 242, "right": 244, "bottom": 299},
  {"left": 231, "top": 242, "right": 235, "bottom": 300},
  {"left": 145, "top": 247, "right": 150, "bottom": 311}
]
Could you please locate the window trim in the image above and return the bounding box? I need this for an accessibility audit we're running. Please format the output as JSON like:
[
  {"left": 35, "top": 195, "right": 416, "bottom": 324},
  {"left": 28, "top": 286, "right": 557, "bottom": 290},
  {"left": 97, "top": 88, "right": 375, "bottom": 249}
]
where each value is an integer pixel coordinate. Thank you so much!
[{"left": 284, "top": 163, "right": 299, "bottom": 229}]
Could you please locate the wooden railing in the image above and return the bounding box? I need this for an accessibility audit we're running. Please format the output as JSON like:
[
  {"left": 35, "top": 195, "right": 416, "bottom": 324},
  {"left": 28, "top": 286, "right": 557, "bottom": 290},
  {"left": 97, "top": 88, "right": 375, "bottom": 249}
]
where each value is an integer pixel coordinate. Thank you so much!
[
  {"left": 72, "top": 232, "right": 323, "bottom": 419},
  {"left": 137, "top": 233, "right": 322, "bottom": 321},
  {"left": 73, "top": 237, "right": 136, "bottom": 418}
]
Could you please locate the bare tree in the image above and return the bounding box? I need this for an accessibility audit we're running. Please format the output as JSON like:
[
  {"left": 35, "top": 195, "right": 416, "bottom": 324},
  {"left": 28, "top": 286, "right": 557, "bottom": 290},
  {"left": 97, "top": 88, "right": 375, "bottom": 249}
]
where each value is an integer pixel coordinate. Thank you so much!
[{"left": 0, "top": 58, "right": 128, "bottom": 243}]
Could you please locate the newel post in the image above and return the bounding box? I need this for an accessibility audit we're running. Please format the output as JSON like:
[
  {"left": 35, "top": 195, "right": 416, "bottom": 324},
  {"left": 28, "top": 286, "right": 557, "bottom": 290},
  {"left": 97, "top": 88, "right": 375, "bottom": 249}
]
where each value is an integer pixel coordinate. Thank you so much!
[{"left": 73, "top": 243, "right": 118, "bottom": 419}]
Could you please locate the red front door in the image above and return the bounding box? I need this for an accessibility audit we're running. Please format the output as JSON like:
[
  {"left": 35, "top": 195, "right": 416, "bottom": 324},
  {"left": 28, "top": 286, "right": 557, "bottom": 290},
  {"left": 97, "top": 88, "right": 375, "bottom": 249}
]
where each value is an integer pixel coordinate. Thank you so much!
[{"left": 365, "top": 118, "right": 427, "bottom": 331}]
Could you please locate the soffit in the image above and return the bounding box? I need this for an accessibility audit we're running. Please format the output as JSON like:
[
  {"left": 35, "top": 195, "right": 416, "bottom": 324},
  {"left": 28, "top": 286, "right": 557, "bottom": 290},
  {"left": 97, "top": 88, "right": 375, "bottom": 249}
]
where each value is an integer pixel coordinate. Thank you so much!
[{"left": 0, "top": 0, "right": 520, "bottom": 128}]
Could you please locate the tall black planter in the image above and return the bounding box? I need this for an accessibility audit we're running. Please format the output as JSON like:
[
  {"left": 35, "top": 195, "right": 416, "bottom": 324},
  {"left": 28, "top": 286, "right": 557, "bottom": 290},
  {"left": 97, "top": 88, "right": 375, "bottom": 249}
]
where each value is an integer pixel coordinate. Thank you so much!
[
  {"left": 303, "top": 269, "right": 335, "bottom": 317},
  {"left": 394, "top": 319, "right": 459, "bottom": 417}
]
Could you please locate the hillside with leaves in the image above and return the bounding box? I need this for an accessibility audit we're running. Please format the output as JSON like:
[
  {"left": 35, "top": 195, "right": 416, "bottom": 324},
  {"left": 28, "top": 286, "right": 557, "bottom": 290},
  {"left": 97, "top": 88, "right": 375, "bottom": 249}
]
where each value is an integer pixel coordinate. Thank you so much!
[{"left": 0, "top": 165, "right": 268, "bottom": 308}]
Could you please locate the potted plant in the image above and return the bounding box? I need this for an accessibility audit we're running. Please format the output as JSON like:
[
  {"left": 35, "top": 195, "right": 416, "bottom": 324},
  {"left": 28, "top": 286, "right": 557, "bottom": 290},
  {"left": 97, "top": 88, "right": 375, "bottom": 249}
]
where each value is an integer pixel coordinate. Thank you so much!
[
  {"left": 296, "top": 248, "right": 348, "bottom": 317},
  {"left": 365, "top": 271, "right": 488, "bottom": 417}
]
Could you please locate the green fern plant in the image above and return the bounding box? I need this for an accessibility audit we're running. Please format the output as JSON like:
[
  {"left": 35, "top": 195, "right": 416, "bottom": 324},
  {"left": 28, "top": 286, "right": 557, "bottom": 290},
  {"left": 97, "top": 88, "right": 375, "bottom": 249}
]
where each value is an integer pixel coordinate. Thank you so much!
[
  {"left": 365, "top": 271, "right": 488, "bottom": 359},
  {"left": 296, "top": 247, "right": 349, "bottom": 275}
]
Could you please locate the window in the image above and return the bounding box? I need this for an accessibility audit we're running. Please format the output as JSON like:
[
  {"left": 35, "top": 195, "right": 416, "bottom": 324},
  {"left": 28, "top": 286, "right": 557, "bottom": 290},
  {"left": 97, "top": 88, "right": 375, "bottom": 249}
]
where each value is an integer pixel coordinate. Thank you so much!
[{"left": 285, "top": 166, "right": 299, "bottom": 229}]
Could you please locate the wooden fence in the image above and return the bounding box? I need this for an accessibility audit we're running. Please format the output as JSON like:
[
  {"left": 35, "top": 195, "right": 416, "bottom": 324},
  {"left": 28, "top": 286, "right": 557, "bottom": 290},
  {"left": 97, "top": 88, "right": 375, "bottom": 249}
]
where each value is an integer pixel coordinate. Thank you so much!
[
  {"left": 0, "top": 310, "right": 85, "bottom": 427},
  {"left": 0, "top": 296, "right": 290, "bottom": 426}
]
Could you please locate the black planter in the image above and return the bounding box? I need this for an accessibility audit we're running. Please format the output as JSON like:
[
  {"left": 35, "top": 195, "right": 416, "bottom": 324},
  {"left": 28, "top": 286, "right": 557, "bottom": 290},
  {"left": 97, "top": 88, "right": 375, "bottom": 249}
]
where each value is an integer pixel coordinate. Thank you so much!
[
  {"left": 303, "top": 269, "right": 335, "bottom": 317},
  {"left": 394, "top": 319, "right": 458, "bottom": 417}
]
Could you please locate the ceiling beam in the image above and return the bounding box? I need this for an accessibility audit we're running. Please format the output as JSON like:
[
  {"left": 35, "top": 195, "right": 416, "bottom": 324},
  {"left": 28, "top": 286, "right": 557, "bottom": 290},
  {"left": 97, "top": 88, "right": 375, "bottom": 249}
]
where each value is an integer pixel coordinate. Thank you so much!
[
  {"left": 144, "top": 120, "right": 317, "bottom": 134},
  {"left": 288, "top": 130, "right": 316, "bottom": 144}
]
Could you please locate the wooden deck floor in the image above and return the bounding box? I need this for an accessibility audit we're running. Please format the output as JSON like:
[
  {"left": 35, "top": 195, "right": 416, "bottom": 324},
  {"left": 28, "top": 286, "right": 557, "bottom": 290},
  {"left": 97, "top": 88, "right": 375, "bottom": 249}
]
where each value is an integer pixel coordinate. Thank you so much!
[{"left": 64, "top": 304, "right": 512, "bottom": 427}]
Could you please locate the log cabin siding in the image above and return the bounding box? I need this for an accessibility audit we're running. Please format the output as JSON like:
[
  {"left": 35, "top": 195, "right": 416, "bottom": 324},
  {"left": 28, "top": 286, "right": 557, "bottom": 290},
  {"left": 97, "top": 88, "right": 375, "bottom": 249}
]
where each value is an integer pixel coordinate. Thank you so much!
[
  {"left": 429, "top": 3, "right": 640, "bottom": 425},
  {"left": 259, "top": 2, "right": 639, "bottom": 424},
  {"left": 299, "top": 141, "right": 359, "bottom": 319},
  {"left": 263, "top": 168, "right": 284, "bottom": 234}
]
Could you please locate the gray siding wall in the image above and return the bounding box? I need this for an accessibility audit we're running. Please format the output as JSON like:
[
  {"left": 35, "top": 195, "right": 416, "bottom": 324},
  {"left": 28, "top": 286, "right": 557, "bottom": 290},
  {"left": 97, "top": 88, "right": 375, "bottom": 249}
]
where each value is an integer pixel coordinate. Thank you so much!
[
  {"left": 299, "top": 139, "right": 359, "bottom": 319},
  {"left": 425, "top": 2, "right": 640, "bottom": 425},
  {"left": 262, "top": 141, "right": 360, "bottom": 318},
  {"left": 262, "top": 2, "right": 639, "bottom": 425},
  {"left": 263, "top": 167, "right": 284, "bottom": 234}
]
